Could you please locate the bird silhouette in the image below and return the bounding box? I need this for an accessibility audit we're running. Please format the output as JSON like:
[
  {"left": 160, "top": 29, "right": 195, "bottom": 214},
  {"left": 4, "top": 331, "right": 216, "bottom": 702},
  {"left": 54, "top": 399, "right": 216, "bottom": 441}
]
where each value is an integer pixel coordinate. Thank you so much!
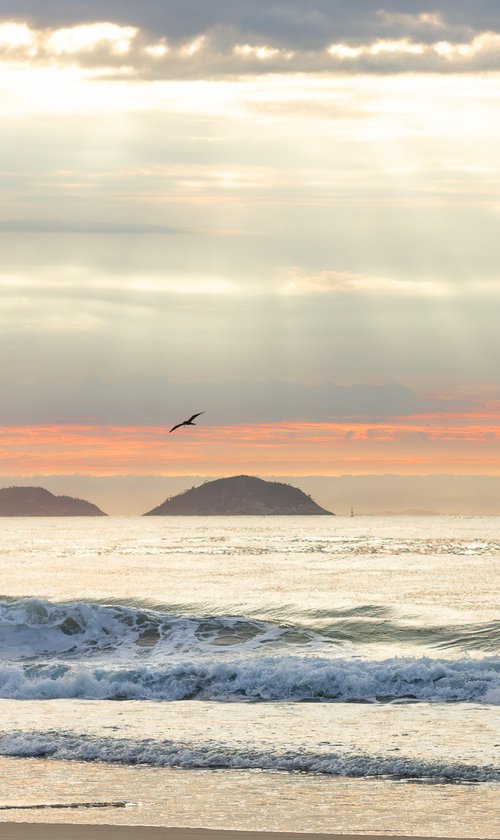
[{"left": 169, "top": 412, "right": 205, "bottom": 433}]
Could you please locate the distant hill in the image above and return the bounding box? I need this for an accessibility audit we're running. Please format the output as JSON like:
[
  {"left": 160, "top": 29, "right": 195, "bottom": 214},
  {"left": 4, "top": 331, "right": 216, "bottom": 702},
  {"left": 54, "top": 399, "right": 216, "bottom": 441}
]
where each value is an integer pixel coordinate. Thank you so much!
[
  {"left": 0, "top": 486, "right": 107, "bottom": 516},
  {"left": 144, "top": 475, "right": 333, "bottom": 516}
]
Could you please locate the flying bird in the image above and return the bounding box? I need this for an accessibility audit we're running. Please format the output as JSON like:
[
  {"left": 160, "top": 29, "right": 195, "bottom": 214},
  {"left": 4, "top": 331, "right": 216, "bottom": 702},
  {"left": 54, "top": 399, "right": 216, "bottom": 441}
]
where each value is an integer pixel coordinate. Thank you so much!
[{"left": 169, "top": 412, "right": 205, "bottom": 433}]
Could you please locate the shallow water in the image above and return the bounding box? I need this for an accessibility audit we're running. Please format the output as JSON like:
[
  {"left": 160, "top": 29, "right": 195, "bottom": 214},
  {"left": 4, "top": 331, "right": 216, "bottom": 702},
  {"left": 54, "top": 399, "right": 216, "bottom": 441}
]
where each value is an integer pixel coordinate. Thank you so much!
[{"left": 0, "top": 516, "right": 498, "bottom": 835}]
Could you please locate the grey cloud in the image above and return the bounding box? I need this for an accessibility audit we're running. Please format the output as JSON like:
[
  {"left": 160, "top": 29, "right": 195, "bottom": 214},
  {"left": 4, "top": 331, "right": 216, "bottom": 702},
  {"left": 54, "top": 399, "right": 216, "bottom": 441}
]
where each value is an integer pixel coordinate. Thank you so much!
[
  {"left": 2, "top": 3, "right": 500, "bottom": 76},
  {"left": 1, "top": 2, "right": 500, "bottom": 46},
  {"left": 8, "top": 32, "right": 500, "bottom": 78},
  {"left": 1, "top": 290, "right": 499, "bottom": 395},
  {"left": 2, "top": 199, "right": 500, "bottom": 287},
  {"left": 130, "top": 38, "right": 500, "bottom": 78},
  {"left": 0, "top": 377, "right": 457, "bottom": 425}
]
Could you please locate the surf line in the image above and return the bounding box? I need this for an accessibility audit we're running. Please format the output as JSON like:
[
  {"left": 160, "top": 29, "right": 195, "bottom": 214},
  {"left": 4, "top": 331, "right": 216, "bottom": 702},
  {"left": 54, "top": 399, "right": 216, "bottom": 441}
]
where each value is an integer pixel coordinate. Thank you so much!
[{"left": 0, "top": 802, "right": 133, "bottom": 811}]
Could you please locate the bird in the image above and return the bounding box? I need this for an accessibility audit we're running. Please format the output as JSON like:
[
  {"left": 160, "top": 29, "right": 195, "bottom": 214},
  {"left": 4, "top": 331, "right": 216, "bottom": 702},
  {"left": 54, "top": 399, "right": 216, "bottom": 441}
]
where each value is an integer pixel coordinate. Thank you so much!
[{"left": 169, "top": 412, "right": 205, "bottom": 433}]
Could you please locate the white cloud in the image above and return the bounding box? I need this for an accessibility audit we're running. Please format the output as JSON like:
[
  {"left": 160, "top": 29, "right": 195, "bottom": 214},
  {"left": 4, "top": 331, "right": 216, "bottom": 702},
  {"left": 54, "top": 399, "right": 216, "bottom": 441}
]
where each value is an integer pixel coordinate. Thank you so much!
[
  {"left": 323, "top": 32, "right": 500, "bottom": 70},
  {"left": 143, "top": 42, "right": 169, "bottom": 59},
  {"left": 283, "top": 268, "right": 452, "bottom": 298},
  {"left": 234, "top": 44, "right": 294, "bottom": 61},
  {"left": 0, "top": 20, "right": 138, "bottom": 61},
  {"left": 433, "top": 31, "right": 500, "bottom": 61},
  {"left": 368, "top": 38, "right": 425, "bottom": 56},
  {"left": 326, "top": 44, "right": 363, "bottom": 60},
  {"left": 327, "top": 37, "right": 426, "bottom": 59},
  {"left": 45, "top": 23, "right": 137, "bottom": 56},
  {"left": 179, "top": 35, "right": 206, "bottom": 58},
  {"left": 0, "top": 21, "right": 36, "bottom": 51}
]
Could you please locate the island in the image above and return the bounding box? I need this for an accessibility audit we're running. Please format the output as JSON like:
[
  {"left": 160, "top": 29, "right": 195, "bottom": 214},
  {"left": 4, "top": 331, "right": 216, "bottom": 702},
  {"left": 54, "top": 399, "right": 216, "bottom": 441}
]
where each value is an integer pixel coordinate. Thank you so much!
[
  {"left": 144, "top": 475, "right": 333, "bottom": 516},
  {"left": 0, "top": 486, "right": 107, "bottom": 516}
]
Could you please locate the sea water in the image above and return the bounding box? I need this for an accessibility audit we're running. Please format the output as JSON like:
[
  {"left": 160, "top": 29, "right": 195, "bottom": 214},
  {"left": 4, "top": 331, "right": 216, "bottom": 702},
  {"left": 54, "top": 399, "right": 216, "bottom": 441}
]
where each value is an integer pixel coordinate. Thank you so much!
[{"left": 0, "top": 516, "right": 498, "bottom": 836}]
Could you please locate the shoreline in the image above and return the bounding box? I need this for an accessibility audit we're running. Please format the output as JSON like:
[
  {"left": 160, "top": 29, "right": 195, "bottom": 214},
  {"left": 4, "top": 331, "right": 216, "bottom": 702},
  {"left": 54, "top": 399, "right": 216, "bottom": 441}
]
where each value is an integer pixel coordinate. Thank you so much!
[{"left": 0, "top": 827, "right": 476, "bottom": 840}]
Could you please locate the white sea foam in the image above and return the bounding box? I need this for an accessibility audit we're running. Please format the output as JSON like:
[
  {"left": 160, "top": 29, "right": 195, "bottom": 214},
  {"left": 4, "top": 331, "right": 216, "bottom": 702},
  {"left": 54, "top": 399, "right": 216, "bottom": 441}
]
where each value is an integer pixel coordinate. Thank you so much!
[
  {"left": 0, "top": 730, "right": 497, "bottom": 783},
  {"left": 0, "top": 654, "right": 498, "bottom": 702},
  {"left": 1, "top": 597, "right": 498, "bottom": 703}
]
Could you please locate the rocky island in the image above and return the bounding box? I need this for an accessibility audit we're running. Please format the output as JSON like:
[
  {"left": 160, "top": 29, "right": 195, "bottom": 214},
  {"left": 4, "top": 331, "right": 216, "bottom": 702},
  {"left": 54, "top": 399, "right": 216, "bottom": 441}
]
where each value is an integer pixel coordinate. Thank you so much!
[
  {"left": 0, "top": 486, "right": 107, "bottom": 516},
  {"left": 144, "top": 475, "right": 333, "bottom": 516}
]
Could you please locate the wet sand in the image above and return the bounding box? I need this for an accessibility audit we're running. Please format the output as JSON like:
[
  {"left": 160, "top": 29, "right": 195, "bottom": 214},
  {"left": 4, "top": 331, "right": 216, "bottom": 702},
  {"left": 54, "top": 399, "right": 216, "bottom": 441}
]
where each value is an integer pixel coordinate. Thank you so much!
[{"left": 0, "top": 827, "right": 470, "bottom": 840}]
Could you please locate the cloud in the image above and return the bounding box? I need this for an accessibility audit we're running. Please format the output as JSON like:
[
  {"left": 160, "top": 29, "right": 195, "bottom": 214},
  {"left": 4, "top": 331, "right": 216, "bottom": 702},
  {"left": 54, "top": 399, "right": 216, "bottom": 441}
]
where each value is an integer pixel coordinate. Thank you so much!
[
  {"left": 0, "top": 219, "right": 187, "bottom": 235},
  {"left": 376, "top": 11, "right": 447, "bottom": 30},
  {"left": 0, "top": 19, "right": 137, "bottom": 55},
  {"left": 2, "top": 15, "right": 500, "bottom": 78},
  {"left": 1, "top": 412, "right": 500, "bottom": 479},
  {"left": 45, "top": 22, "right": 137, "bottom": 56},
  {"left": 0, "top": 377, "right": 455, "bottom": 425},
  {"left": 282, "top": 268, "right": 452, "bottom": 297},
  {"left": 2, "top": 2, "right": 500, "bottom": 45}
]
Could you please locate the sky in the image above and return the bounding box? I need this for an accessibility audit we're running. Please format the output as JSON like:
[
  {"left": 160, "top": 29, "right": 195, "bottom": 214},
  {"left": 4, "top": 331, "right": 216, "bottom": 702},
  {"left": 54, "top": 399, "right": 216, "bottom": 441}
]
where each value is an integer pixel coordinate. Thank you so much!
[{"left": 1, "top": 1, "right": 500, "bottom": 513}]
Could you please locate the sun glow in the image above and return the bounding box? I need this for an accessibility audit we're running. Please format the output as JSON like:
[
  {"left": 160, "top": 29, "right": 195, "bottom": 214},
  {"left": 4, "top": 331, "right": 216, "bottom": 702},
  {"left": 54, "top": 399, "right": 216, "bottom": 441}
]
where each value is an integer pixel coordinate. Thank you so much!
[
  {"left": 234, "top": 44, "right": 293, "bottom": 61},
  {"left": 0, "top": 21, "right": 36, "bottom": 51},
  {"left": 46, "top": 23, "right": 137, "bottom": 56}
]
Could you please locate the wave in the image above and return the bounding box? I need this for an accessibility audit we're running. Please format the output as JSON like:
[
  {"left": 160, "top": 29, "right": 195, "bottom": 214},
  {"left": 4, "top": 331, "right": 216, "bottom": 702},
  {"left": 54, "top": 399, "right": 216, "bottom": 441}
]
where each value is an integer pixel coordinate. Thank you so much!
[
  {"left": 0, "top": 598, "right": 321, "bottom": 659},
  {"left": 1, "top": 598, "right": 499, "bottom": 660},
  {"left": 84, "top": 534, "right": 500, "bottom": 556},
  {"left": 0, "top": 654, "right": 498, "bottom": 703},
  {"left": 0, "top": 730, "right": 497, "bottom": 783}
]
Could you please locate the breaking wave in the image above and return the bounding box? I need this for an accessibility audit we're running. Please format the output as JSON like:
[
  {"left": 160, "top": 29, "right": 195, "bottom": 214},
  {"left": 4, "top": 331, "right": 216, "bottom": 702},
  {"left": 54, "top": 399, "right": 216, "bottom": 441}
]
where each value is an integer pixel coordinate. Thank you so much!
[
  {"left": 1, "top": 597, "right": 499, "bottom": 660},
  {"left": 0, "top": 654, "right": 498, "bottom": 703},
  {"left": 1, "top": 598, "right": 497, "bottom": 703}
]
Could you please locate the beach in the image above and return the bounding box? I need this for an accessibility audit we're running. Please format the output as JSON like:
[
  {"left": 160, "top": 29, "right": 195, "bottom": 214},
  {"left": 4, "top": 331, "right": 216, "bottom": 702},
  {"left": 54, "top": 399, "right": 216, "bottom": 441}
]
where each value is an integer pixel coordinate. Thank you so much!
[{"left": 0, "top": 829, "right": 471, "bottom": 840}]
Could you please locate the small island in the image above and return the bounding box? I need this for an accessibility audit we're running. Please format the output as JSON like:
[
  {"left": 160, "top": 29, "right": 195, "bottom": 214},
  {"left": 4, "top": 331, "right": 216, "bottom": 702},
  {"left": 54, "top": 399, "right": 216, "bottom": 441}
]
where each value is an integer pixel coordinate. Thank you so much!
[
  {"left": 144, "top": 475, "right": 333, "bottom": 516},
  {"left": 0, "top": 486, "right": 107, "bottom": 516}
]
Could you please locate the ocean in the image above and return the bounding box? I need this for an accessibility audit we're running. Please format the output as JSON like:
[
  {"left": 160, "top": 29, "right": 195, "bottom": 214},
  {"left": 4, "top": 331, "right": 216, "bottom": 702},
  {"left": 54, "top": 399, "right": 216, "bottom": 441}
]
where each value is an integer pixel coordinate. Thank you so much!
[{"left": 0, "top": 515, "right": 498, "bottom": 836}]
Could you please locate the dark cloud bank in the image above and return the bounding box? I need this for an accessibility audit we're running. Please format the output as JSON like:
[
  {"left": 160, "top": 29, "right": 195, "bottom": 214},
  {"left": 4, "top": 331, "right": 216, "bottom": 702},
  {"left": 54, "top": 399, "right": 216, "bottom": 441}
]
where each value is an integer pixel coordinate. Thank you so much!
[
  {"left": 1, "top": 1, "right": 498, "bottom": 45},
  {"left": 2, "top": 2, "right": 500, "bottom": 76}
]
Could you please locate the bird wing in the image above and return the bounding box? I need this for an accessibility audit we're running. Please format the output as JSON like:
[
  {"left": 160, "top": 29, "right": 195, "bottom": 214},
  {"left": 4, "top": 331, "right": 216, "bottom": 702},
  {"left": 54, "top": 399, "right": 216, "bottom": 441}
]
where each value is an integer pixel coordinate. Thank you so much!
[
  {"left": 187, "top": 412, "right": 205, "bottom": 423},
  {"left": 169, "top": 422, "right": 184, "bottom": 433}
]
